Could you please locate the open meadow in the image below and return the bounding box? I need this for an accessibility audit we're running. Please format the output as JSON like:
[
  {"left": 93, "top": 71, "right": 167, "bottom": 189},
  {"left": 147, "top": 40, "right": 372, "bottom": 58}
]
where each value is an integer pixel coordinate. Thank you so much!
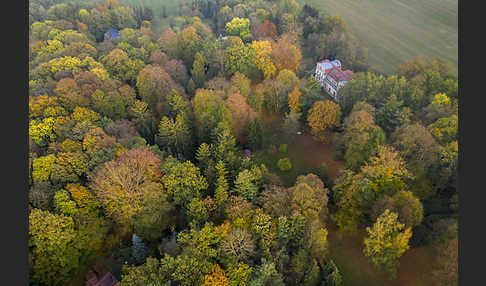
[
  {"left": 120, "top": 0, "right": 458, "bottom": 74},
  {"left": 118, "top": 0, "right": 192, "bottom": 33},
  {"left": 297, "top": 0, "right": 458, "bottom": 74}
]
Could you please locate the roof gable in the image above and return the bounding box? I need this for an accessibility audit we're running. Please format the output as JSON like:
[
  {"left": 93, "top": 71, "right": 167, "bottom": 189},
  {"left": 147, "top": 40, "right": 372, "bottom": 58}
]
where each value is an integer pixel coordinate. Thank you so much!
[
  {"left": 105, "top": 28, "right": 120, "bottom": 38},
  {"left": 318, "top": 59, "right": 343, "bottom": 74},
  {"left": 330, "top": 59, "right": 341, "bottom": 67},
  {"left": 327, "top": 67, "right": 353, "bottom": 82}
]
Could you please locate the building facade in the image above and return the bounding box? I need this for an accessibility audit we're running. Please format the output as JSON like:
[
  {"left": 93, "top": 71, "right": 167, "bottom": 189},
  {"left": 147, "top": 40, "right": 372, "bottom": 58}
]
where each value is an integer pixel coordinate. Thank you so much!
[{"left": 315, "top": 59, "right": 353, "bottom": 101}]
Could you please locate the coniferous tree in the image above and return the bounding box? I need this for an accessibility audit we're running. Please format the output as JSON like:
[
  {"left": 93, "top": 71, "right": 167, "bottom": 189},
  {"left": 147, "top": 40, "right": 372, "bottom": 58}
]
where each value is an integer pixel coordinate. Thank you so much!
[{"left": 132, "top": 234, "right": 148, "bottom": 265}]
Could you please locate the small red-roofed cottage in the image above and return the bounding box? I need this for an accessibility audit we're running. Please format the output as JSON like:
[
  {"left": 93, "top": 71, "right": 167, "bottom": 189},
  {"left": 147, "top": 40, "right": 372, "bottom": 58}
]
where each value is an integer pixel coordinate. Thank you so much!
[
  {"left": 86, "top": 272, "right": 120, "bottom": 286},
  {"left": 314, "top": 59, "right": 353, "bottom": 101}
]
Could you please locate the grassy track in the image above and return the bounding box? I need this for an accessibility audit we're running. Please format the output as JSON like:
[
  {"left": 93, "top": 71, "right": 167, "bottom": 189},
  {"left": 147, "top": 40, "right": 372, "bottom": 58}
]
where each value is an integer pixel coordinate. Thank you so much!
[{"left": 298, "top": 0, "right": 458, "bottom": 75}]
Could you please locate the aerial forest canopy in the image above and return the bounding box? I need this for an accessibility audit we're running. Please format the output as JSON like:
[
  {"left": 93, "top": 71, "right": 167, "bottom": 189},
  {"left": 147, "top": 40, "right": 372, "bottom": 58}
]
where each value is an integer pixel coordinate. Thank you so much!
[{"left": 28, "top": 0, "right": 458, "bottom": 285}]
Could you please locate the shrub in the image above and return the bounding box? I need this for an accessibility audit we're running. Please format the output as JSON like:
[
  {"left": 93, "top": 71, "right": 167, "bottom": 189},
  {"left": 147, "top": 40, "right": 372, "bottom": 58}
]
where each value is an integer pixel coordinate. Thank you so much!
[
  {"left": 278, "top": 144, "right": 288, "bottom": 153},
  {"left": 317, "top": 162, "right": 329, "bottom": 184},
  {"left": 277, "top": 158, "right": 292, "bottom": 171}
]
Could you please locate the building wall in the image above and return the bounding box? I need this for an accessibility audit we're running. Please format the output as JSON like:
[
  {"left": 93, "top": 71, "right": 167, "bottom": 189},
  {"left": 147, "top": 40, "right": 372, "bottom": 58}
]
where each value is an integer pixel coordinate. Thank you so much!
[{"left": 315, "top": 64, "right": 341, "bottom": 101}]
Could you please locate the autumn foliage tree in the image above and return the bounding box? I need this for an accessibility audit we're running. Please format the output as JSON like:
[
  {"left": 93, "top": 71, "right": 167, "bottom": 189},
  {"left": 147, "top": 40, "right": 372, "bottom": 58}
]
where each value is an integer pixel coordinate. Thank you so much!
[
  {"left": 290, "top": 174, "right": 329, "bottom": 222},
  {"left": 307, "top": 100, "right": 342, "bottom": 142},
  {"left": 287, "top": 86, "right": 301, "bottom": 113},
  {"left": 252, "top": 20, "right": 277, "bottom": 41},
  {"left": 225, "top": 17, "right": 252, "bottom": 42},
  {"left": 341, "top": 105, "right": 385, "bottom": 171},
  {"left": 202, "top": 264, "right": 230, "bottom": 286},
  {"left": 136, "top": 65, "right": 182, "bottom": 118},
  {"left": 158, "top": 27, "right": 179, "bottom": 59},
  {"left": 225, "top": 93, "right": 257, "bottom": 145},
  {"left": 271, "top": 38, "right": 302, "bottom": 73},
  {"left": 89, "top": 147, "right": 162, "bottom": 225},
  {"left": 193, "top": 89, "right": 232, "bottom": 144},
  {"left": 191, "top": 52, "right": 206, "bottom": 88},
  {"left": 363, "top": 210, "right": 412, "bottom": 279},
  {"left": 29, "top": 208, "right": 85, "bottom": 285},
  {"left": 54, "top": 77, "right": 88, "bottom": 111},
  {"left": 161, "top": 158, "right": 208, "bottom": 207},
  {"left": 224, "top": 37, "right": 257, "bottom": 79},
  {"left": 333, "top": 146, "right": 412, "bottom": 231},
  {"left": 251, "top": 40, "right": 276, "bottom": 80}
]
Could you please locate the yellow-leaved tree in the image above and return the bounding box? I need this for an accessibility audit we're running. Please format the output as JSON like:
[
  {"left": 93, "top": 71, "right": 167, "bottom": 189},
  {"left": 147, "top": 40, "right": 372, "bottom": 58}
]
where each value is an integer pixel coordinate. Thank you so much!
[
  {"left": 363, "top": 209, "right": 412, "bottom": 279},
  {"left": 288, "top": 86, "right": 301, "bottom": 113},
  {"left": 202, "top": 264, "right": 230, "bottom": 286},
  {"left": 251, "top": 40, "right": 276, "bottom": 79},
  {"left": 307, "top": 100, "right": 342, "bottom": 142}
]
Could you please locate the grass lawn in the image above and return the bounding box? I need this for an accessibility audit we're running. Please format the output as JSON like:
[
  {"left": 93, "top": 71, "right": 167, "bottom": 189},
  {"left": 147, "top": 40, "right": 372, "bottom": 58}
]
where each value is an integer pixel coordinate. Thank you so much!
[
  {"left": 119, "top": 0, "right": 192, "bottom": 34},
  {"left": 298, "top": 0, "right": 458, "bottom": 75},
  {"left": 120, "top": 0, "right": 458, "bottom": 75},
  {"left": 326, "top": 221, "right": 438, "bottom": 286},
  {"left": 252, "top": 132, "right": 345, "bottom": 187}
]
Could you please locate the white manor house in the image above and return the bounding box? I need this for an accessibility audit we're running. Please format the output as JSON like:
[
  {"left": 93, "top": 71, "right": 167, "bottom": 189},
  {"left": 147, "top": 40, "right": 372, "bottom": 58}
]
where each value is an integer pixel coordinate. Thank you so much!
[{"left": 314, "top": 59, "right": 354, "bottom": 101}]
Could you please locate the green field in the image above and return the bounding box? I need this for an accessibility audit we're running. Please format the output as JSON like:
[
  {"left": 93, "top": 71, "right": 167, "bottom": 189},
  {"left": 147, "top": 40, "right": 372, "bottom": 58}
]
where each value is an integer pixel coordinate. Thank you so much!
[
  {"left": 298, "top": 0, "right": 458, "bottom": 75},
  {"left": 121, "top": 0, "right": 458, "bottom": 75},
  {"left": 118, "top": 0, "right": 192, "bottom": 33}
]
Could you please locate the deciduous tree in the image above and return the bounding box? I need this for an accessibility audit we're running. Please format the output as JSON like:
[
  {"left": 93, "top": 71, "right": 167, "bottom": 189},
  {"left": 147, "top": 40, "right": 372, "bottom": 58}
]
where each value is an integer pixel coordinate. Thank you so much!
[
  {"left": 251, "top": 40, "right": 276, "bottom": 79},
  {"left": 158, "top": 28, "right": 179, "bottom": 59},
  {"left": 227, "top": 262, "right": 253, "bottom": 286},
  {"left": 376, "top": 95, "right": 410, "bottom": 135},
  {"left": 428, "top": 114, "right": 458, "bottom": 145},
  {"left": 252, "top": 20, "right": 277, "bottom": 41},
  {"left": 342, "top": 108, "right": 385, "bottom": 171},
  {"left": 164, "top": 59, "right": 189, "bottom": 87},
  {"left": 203, "top": 264, "right": 230, "bottom": 286},
  {"left": 225, "top": 93, "right": 257, "bottom": 145},
  {"left": 136, "top": 65, "right": 182, "bottom": 118},
  {"left": 224, "top": 37, "right": 257, "bottom": 79},
  {"left": 89, "top": 147, "right": 162, "bottom": 225},
  {"left": 222, "top": 228, "right": 256, "bottom": 263},
  {"left": 291, "top": 174, "right": 329, "bottom": 222},
  {"left": 363, "top": 210, "right": 412, "bottom": 279},
  {"left": 271, "top": 38, "right": 302, "bottom": 73},
  {"left": 226, "top": 17, "right": 251, "bottom": 42},
  {"left": 29, "top": 208, "right": 84, "bottom": 285},
  {"left": 193, "top": 89, "right": 232, "bottom": 144},
  {"left": 307, "top": 100, "right": 341, "bottom": 142},
  {"left": 161, "top": 158, "right": 208, "bottom": 207}
]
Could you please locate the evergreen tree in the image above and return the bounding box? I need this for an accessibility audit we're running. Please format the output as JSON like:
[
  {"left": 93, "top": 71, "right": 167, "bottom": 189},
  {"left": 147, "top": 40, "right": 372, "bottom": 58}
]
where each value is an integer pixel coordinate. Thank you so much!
[
  {"left": 191, "top": 52, "right": 206, "bottom": 88},
  {"left": 246, "top": 118, "right": 264, "bottom": 151},
  {"left": 132, "top": 234, "right": 148, "bottom": 265},
  {"left": 214, "top": 160, "right": 229, "bottom": 209}
]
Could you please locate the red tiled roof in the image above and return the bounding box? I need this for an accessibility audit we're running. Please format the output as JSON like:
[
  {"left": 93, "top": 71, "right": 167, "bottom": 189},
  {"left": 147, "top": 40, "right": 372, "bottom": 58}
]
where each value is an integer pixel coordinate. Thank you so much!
[
  {"left": 86, "top": 273, "right": 119, "bottom": 286},
  {"left": 327, "top": 67, "right": 354, "bottom": 82},
  {"left": 327, "top": 67, "right": 347, "bottom": 82},
  {"left": 98, "top": 273, "right": 118, "bottom": 286},
  {"left": 343, "top": 70, "right": 354, "bottom": 80},
  {"left": 86, "top": 277, "right": 98, "bottom": 286}
]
